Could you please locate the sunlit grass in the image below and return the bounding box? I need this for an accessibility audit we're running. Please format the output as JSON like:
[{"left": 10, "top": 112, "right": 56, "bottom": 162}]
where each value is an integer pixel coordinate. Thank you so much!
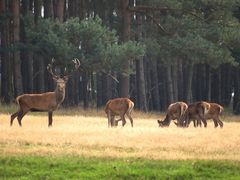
[{"left": 0, "top": 106, "right": 240, "bottom": 160}]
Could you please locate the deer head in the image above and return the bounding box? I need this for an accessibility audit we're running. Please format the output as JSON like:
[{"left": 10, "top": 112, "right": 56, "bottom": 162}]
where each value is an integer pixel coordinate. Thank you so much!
[{"left": 47, "top": 58, "right": 81, "bottom": 92}]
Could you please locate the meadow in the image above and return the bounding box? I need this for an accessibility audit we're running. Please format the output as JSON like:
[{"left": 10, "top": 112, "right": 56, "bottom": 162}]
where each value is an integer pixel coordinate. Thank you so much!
[{"left": 1, "top": 105, "right": 240, "bottom": 179}]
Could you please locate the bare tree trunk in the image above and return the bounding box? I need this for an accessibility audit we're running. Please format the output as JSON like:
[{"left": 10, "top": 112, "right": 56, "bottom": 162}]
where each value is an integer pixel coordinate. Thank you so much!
[
  {"left": 119, "top": 0, "right": 131, "bottom": 98},
  {"left": 0, "top": 0, "right": 12, "bottom": 103},
  {"left": 166, "top": 65, "right": 174, "bottom": 104},
  {"left": 96, "top": 72, "right": 103, "bottom": 108},
  {"left": 55, "top": 0, "right": 65, "bottom": 22},
  {"left": 12, "top": 0, "right": 23, "bottom": 96},
  {"left": 233, "top": 67, "right": 240, "bottom": 114},
  {"left": 135, "top": 14, "right": 147, "bottom": 112},
  {"left": 184, "top": 63, "right": 193, "bottom": 103},
  {"left": 151, "top": 59, "right": 160, "bottom": 110},
  {"left": 177, "top": 58, "right": 183, "bottom": 101},
  {"left": 206, "top": 65, "right": 211, "bottom": 101},
  {"left": 44, "top": 0, "right": 53, "bottom": 19},
  {"left": 136, "top": 57, "right": 148, "bottom": 111},
  {"left": 172, "top": 63, "right": 178, "bottom": 101}
]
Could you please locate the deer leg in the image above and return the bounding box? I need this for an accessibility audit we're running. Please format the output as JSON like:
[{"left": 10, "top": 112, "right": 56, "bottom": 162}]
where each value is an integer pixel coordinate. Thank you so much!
[
  {"left": 216, "top": 117, "right": 224, "bottom": 128},
  {"left": 48, "top": 112, "right": 53, "bottom": 127},
  {"left": 10, "top": 111, "right": 20, "bottom": 126},
  {"left": 213, "top": 117, "right": 223, "bottom": 128},
  {"left": 121, "top": 115, "right": 126, "bottom": 127},
  {"left": 212, "top": 118, "right": 219, "bottom": 128},
  {"left": 17, "top": 108, "right": 29, "bottom": 127},
  {"left": 197, "top": 120, "right": 202, "bottom": 127},
  {"left": 193, "top": 119, "right": 197, "bottom": 128},
  {"left": 126, "top": 112, "right": 133, "bottom": 127},
  {"left": 110, "top": 115, "right": 116, "bottom": 127},
  {"left": 107, "top": 111, "right": 112, "bottom": 128},
  {"left": 198, "top": 113, "right": 207, "bottom": 128},
  {"left": 201, "top": 119, "right": 207, "bottom": 128}
]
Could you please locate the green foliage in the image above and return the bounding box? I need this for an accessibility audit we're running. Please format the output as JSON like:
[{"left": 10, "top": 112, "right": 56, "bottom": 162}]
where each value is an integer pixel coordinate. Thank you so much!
[
  {"left": 1, "top": 156, "right": 240, "bottom": 179},
  {"left": 142, "top": 0, "right": 240, "bottom": 67},
  {"left": 25, "top": 16, "right": 145, "bottom": 74}
]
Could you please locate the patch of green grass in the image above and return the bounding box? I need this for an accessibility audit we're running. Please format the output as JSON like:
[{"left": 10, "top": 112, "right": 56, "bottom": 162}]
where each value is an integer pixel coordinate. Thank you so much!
[{"left": 0, "top": 156, "right": 240, "bottom": 179}]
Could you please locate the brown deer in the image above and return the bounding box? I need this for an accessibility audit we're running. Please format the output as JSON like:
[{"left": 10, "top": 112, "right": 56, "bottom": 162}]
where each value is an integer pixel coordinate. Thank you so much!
[
  {"left": 179, "top": 101, "right": 224, "bottom": 128},
  {"left": 105, "top": 98, "right": 134, "bottom": 127},
  {"left": 157, "top": 102, "right": 188, "bottom": 127},
  {"left": 179, "top": 101, "right": 210, "bottom": 128},
  {"left": 200, "top": 102, "right": 224, "bottom": 128},
  {"left": 10, "top": 58, "right": 80, "bottom": 127}
]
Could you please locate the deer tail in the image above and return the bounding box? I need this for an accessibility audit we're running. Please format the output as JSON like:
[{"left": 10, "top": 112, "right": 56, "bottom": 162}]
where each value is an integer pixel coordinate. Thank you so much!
[
  {"left": 219, "top": 105, "right": 224, "bottom": 114},
  {"left": 15, "top": 96, "right": 21, "bottom": 105},
  {"left": 203, "top": 103, "right": 211, "bottom": 115},
  {"left": 127, "top": 101, "right": 134, "bottom": 114}
]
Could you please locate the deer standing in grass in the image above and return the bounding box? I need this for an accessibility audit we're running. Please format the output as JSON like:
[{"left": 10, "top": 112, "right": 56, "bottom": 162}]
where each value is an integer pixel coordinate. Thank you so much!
[
  {"left": 157, "top": 102, "right": 188, "bottom": 127},
  {"left": 10, "top": 58, "right": 80, "bottom": 127},
  {"left": 198, "top": 102, "right": 224, "bottom": 128},
  {"left": 179, "top": 101, "right": 224, "bottom": 128},
  {"left": 105, "top": 98, "right": 134, "bottom": 127}
]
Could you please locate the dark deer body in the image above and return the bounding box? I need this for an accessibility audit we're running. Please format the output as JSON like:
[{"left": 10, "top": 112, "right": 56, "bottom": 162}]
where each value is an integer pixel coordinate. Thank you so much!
[
  {"left": 157, "top": 102, "right": 188, "bottom": 127},
  {"left": 10, "top": 58, "right": 80, "bottom": 127},
  {"left": 181, "top": 101, "right": 223, "bottom": 128},
  {"left": 181, "top": 101, "right": 210, "bottom": 127},
  {"left": 201, "top": 102, "right": 224, "bottom": 128},
  {"left": 105, "top": 98, "right": 134, "bottom": 127}
]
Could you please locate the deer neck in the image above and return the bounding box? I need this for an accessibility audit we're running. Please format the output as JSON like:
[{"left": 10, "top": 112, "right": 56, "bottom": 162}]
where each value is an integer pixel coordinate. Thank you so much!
[
  {"left": 162, "top": 114, "right": 171, "bottom": 126},
  {"left": 54, "top": 87, "right": 66, "bottom": 105}
]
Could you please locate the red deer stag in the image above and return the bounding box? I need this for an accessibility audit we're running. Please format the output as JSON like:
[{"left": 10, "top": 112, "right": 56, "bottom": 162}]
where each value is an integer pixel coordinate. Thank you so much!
[
  {"left": 105, "top": 98, "right": 134, "bottom": 127},
  {"left": 179, "top": 101, "right": 224, "bottom": 128},
  {"left": 157, "top": 102, "right": 188, "bottom": 127},
  {"left": 10, "top": 58, "right": 80, "bottom": 127}
]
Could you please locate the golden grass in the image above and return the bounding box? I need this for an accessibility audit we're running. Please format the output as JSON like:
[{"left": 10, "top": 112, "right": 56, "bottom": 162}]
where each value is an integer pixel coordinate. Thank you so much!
[{"left": 0, "top": 111, "right": 240, "bottom": 160}]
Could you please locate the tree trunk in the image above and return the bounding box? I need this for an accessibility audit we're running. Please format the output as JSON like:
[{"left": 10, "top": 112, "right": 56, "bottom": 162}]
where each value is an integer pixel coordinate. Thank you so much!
[
  {"left": 119, "top": 0, "right": 131, "bottom": 98},
  {"left": 172, "top": 63, "right": 178, "bottom": 101},
  {"left": 135, "top": 14, "right": 147, "bottom": 112},
  {"left": 12, "top": 0, "right": 23, "bottom": 96},
  {"left": 136, "top": 57, "right": 148, "bottom": 111},
  {"left": 150, "top": 59, "right": 160, "bottom": 110},
  {"left": 177, "top": 58, "right": 183, "bottom": 101},
  {"left": 44, "top": 0, "right": 54, "bottom": 19},
  {"left": 96, "top": 72, "right": 103, "bottom": 108},
  {"left": 83, "top": 72, "right": 90, "bottom": 109},
  {"left": 55, "top": 0, "right": 65, "bottom": 22},
  {"left": 233, "top": 67, "right": 240, "bottom": 114},
  {"left": 0, "top": 0, "right": 12, "bottom": 103},
  {"left": 166, "top": 65, "right": 174, "bottom": 104},
  {"left": 184, "top": 63, "right": 193, "bottom": 103}
]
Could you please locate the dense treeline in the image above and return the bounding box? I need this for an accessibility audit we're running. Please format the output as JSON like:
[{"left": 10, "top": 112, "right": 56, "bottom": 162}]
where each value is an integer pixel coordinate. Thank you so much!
[{"left": 0, "top": 0, "right": 240, "bottom": 113}]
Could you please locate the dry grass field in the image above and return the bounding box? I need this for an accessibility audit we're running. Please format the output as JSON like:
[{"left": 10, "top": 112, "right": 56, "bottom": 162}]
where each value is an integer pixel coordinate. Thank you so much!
[
  {"left": 1, "top": 108, "right": 240, "bottom": 161},
  {"left": 0, "top": 107, "right": 240, "bottom": 160}
]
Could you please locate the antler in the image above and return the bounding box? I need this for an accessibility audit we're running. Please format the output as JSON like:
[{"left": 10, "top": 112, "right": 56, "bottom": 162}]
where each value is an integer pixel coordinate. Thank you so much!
[
  {"left": 47, "top": 58, "right": 59, "bottom": 79},
  {"left": 64, "top": 58, "right": 81, "bottom": 77}
]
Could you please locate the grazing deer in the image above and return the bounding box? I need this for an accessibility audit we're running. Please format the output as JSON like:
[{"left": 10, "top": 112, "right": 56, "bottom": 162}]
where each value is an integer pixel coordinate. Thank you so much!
[
  {"left": 157, "top": 102, "right": 188, "bottom": 127},
  {"left": 105, "top": 98, "right": 134, "bottom": 127},
  {"left": 10, "top": 58, "right": 80, "bottom": 127},
  {"left": 179, "top": 101, "right": 224, "bottom": 128}
]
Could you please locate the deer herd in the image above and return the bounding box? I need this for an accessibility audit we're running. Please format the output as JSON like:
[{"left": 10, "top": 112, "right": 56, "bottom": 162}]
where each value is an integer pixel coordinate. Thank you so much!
[{"left": 10, "top": 58, "right": 224, "bottom": 128}]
